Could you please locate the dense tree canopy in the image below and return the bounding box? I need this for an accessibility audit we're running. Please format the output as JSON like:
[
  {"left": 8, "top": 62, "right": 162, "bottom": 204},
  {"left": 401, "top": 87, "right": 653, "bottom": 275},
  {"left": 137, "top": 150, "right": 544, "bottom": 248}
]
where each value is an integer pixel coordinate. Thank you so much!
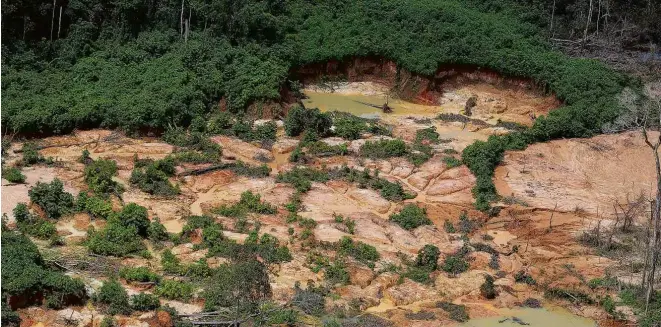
[{"left": 2, "top": 0, "right": 633, "bottom": 137}]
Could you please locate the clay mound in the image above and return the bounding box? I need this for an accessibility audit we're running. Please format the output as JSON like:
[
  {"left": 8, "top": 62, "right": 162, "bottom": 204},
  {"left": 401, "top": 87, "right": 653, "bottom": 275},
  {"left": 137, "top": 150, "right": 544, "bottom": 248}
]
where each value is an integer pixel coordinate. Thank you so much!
[{"left": 495, "top": 131, "right": 657, "bottom": 218}]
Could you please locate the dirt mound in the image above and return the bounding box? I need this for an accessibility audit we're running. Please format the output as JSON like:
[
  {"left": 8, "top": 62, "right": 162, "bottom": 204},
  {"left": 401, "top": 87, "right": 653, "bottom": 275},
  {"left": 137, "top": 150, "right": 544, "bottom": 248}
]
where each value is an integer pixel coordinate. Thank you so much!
[{"left": 494, "top": 131, "right": 657, "bottom": 218}]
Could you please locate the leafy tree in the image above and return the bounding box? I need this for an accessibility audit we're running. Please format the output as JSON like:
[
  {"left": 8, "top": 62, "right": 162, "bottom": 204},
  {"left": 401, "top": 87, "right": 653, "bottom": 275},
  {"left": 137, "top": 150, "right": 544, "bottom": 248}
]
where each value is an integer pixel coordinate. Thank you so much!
[
  {"left": 415, "top": 245, "right": 440, "bottom": 270},
  {"left": 96, "top": 279, "right": 131, "bottom": 315},
  {"left": 84, "top": 158, "right": 122, "bottom": 196},
  {"left": 28, "top": 179, "right": 75, "bottom": 219},
  {"left": 389, "top": 204, "right": 431, "bottom": 230},
  {"left": 87, "top": 223, "right": 145, "bottom": 257},
  {"left": 202, "top": 260, "right": 272, "bottom": 313},
  {"left": 284, "top": 106, "right": 332, "bottom": 137},
  {"left": 115, "top": 203, "right": 150, "bottom": 236},
  {"left": 2, "top": 227, "right": 86, "bottom": 309},
  {"left": 2, "top": 167, "right": 26, "bottom": 183}
]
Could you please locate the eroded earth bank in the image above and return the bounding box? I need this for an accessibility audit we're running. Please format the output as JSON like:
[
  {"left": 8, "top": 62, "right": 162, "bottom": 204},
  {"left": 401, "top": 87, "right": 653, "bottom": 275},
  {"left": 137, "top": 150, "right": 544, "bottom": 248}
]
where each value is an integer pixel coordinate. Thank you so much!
[{"left": 2, "top": 77, "right": 655, "bottom": 327}]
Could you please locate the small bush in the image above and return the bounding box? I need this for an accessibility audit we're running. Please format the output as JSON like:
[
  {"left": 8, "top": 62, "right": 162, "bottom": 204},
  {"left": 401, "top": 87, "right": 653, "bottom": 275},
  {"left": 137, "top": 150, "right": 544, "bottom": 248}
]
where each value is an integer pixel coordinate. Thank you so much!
[
  {"left": 415, "top": 244, "right": 440, "bottom": 270},
  {"left": 202, "top": 260, "right": 272, "bottom": 313},
  {"left": 129, "top": 158, "right": 179, "bottom": 196},
  {"left": 404, "top": 266, "right": 432, "bottom": 284},
  {"left": 444, "top": 220, "right": 456, "bottom": 233},
  {"left": 514, "top": 270, "right": 536, "bottom": 285},
  {"left": 76, "top": 192, "right": 114, "bottom": 219},
  {"left": 29, "top": 179, "right": 75, "bottom": 219},
  {"left": 480, "top": 274, "right": 497, "bottom": 299},
  {"left": 96, "top": 279, "right": 131, "bottom": 315},
  {"left": 292, "top": 285, "right": 326, "bottom": 315},
  {"left": 415, "top": 127, "right": 440, "bottom": 144},
  {"left": 389, "top": 204, "right": 431, "bottom": 230},
  {"left": 84, "top": 159, "right": 123, "bottom": 196},
  {"left": 148, "top": 217, "right": 170, "bottom": 242},
  {"left": 2, "top": 167, "right": 25, "bottom": 183},
  {"left": 213, "top": 191, "right": 277, "bottom": 218},
  {"left": 115, "top": 203, "right": 150, "bottom": 236},
  {"left": 130, "top": 293, "right": 161, "bottom": 311},
  {"left": 305, "top": 141, "right": 348, "bottom": 157},
  {"left": 544, "top": 288, "right": 593, "bottom": 304},
  {"left": 437, "top": 301, "right": 469, "bottom": 322},
  {"left": 338, "top": 236, "right": 380, "bottom": 264},
  {"left": 276, "top": 167, "right": 329, "bottom": 193},
  {"left": 360, "top": 139, "right": 407, "bottom": 158},
  {"left": 522, "top": 298, "right": 542, "bottom": 308},
  {"left": 443, "top": 156, "right": 462, "bottom": 168},
  {"left": 155, "top": 280, "right": 194, "bottom": 301},
  {"left": 442, "top": 255, "right": 469, "bottom": 275},
  {"left": 334, "top": 116, "right": 367, "bottom": 140},
  {"left": 325, "top": 261, "right": 350, "bottom": 285},
  {"left": 87, "top": 223, "right": 145, "bottom": 257},
  {"left": 119, "top": 266, "right": 161, "bottom": 283},
  {"left": 22, "top": 142, "right": 44, "bottom": 165},
  {"left": 285, "top": 106, "right": 332, "bottom": 137}
]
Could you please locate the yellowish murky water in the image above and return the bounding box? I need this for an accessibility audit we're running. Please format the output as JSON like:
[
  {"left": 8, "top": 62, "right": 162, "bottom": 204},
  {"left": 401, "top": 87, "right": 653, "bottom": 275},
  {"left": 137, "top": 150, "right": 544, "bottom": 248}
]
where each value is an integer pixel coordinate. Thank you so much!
[
  {"left": 462, "top": 307, "right": 596, "bottom": 327},
  {"left": 302, "top": 91, "right": 442, "bottom": 116}
]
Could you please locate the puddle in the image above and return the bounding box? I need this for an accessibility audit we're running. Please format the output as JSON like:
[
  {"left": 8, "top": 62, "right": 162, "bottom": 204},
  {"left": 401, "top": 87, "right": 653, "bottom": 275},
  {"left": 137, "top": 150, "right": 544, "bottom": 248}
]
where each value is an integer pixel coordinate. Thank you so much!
[
  {"left": 462, "top": 307, "right": 596, "bottom": 327},
  {"left": 302, "top": 91, "right": 441, "bottom": 116}
]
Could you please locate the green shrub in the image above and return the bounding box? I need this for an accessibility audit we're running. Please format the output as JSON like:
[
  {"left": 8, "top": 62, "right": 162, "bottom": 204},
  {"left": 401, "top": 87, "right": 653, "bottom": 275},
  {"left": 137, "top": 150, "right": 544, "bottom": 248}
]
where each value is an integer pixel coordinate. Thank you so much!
[
  {"left": 334, "top": 116, "right": 367, "bottom": 140},
  {"left": 119, "top": 267, "right": 161, "bottom": 283},
  {"left": 480, "top": 274, "right": 497, "bottom": 299},
  {"left": 96, "top": 279, "right": 131, "bottom": 315},
  {"left": 155, "top": 280, "right": 194, "bottom": 301},
  {"left": 276, "top": 167, "right": 329, "bottom": 193},
  {"left": 360, "top": 139, "right": 407, "bottom": 158},
  {"left": 325, "top": 261, "right": 350, "bottom": 285},
  {"left": 115, "top": 203, "right": 150, "bottom": 236},
  {"left": 84, "top": 159, "right": 123, "bottom": 196},
  {"left": 148, "top": 217, "right": 170, "bottom": 242},
  {"left": 28, "top": 179, "right": 75, "bottom": 219},
  {"left": 1, "top": 301, "right": 21, "bottom": 327},
  {"left": 22, "top": 142, "right": 44, "bottom": 165},
  {"left": 202, "top": 260, "right": 272, "bottom": 313},
  {"left": 442, "top": 255, "right": 469, "bottom": 275},
  {"left": 130, "top": 159, "right": 179, "bottom": 196},
  {"left": 13, "top": 203, "right": 58, "bottom": 239},
  {"left": 514, "top": 270, "right": 536, "bottom": 285},
  {"left": 415, "top": 244, "right": 440, "bottom": 270},
  {"left": 544, "top": 288, "right": 593, "bottom": 304},
  {"left": 404, "top": 266, "right": 433, "bottom": 284},
  {"left": 444, "top": 220, "right": 456, "bottom": 233},
  {"left": 2, "top": 167, "right": 25, "bottom": 183},
  {"left": 213, "top": 191, "right": 277, "bottom": 218},
  {"left": 415, "top": 127, "right": 440, "bottom": 144},
  {"left": 389, "top": 204, "right": 431, "bottom": 230},
  {"left": 161, "top": 249, "right": 183, "bottom": 275},
  {"left": 284, "top": 106, "right": 332, "bottom": 137},
  {"left": 87, "top": 223, "right": 145, "bottom": 257},
  {"left": 252, "top": 121, "right": 278, "bottom": 142},
  {"left": 337, "top": 236, "right": 380, "bottom": 264},
  {"left": 442, "top": 156, "right": 462, "bottom": 168},
  {"left": 130, "top": 293, "right": 161, "bottom": 311},
  {"left": 76, "top": 192, "right": 114, "bottom": 219},
  {"left": 100, "top": 316, "right": 115, "bottom": 327},
  {"left": 437, "top": 301, "right": 469, "bottom": 322},
  {"left": 2, "top": 227, "right": 86, "bottom": 309},
  {"left": 305, "top": 141, "right": 348, "bottom": 157}
]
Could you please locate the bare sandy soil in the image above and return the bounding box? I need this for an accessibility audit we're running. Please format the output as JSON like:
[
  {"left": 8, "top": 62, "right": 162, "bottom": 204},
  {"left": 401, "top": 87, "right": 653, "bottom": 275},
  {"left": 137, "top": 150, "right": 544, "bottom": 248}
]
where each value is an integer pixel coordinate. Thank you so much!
[{"left": 2, "top": 91, "right": 643, "bottom": 327}]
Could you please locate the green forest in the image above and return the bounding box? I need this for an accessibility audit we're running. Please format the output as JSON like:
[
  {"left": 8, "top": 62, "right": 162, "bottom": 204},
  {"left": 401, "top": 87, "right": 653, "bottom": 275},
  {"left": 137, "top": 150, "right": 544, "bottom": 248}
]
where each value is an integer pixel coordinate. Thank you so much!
[
  {"left": 5, "top": 0, "right": 656, "bottom": 210},
  {"left": 5, "top": 0, "right": 656, "bottom": 136}
]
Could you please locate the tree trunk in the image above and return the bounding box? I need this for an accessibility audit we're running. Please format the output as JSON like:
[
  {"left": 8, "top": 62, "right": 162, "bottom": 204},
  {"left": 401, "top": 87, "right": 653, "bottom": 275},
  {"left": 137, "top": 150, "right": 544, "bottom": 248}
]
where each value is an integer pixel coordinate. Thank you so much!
[
  {"left": 58, "top": 6, "right": 62, "bottom": 39},
  {"left": 584, "top": 0, "right": 593, "bottom": 44},
  {"left": 646, "top": 142, "right": 661, "bottom": 311},
  {"left": 50, "top": 0, "right": 56, "bottom": 41},
  {"left": 550, "top": 0, "right": 556, "bottom": 36},
  {"left": 180, "top": 0, "right": 185, "bottom": 36}
]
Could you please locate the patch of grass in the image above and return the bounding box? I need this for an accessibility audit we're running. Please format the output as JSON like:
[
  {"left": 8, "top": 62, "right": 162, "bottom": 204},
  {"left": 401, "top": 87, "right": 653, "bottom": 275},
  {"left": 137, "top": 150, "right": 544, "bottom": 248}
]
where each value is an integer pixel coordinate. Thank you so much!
[
  {"left": 2, "top": 166, "right": 25, "bottom": 183},
  {"left": 305, "top": 141, "right": 348, "bottom": 157},
  {"left": 360, "top": 139, "right": 407, "bottom": 159},
  {"left": 276, "top": 167, "right": 329, "bottom": 193},
  {"left": 389, "top": 204, "right": 431, "bottom": 230},
  {"left": 437, "top": 301, "right": 469, "bottom": 322},
  {"left": 213, "top": 191, "right": 277, "bottom": 218},
  {"left": 154, "top": 280, "right": 195, "bottom": 301},
  {"left": 337, "top": 236, "right": 380, "bottom": 265},
  {"left": 442, "top": 156, "right": 462, "bottom": 168},
  {"left": 119, "top": 266, "right": 161, "bottom": 283}
]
